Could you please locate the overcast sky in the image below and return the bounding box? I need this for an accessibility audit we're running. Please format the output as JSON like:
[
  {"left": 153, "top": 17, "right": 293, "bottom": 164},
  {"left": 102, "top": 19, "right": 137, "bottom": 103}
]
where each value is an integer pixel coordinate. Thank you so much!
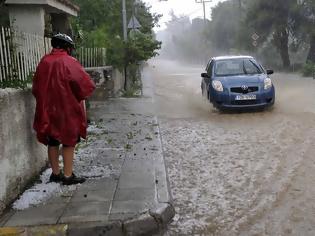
[{"left": 142, "top": 0, "right": 226, "bottom": 30}]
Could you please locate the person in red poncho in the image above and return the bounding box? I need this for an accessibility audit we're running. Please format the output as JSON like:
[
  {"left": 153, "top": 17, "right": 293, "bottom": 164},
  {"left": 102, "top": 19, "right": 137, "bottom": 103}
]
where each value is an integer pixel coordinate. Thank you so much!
[{"left": 32, "top": 33, "right": 95, "bottom": 185}]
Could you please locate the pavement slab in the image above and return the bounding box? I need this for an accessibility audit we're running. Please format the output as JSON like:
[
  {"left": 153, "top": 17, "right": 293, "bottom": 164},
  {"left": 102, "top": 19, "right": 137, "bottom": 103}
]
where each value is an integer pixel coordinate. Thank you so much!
[
  {"left": 5, "top": 203, "right": 67, "bottom": 227},
  {"left": 59, "top": 201, "right": 111, "bottom": 223}
]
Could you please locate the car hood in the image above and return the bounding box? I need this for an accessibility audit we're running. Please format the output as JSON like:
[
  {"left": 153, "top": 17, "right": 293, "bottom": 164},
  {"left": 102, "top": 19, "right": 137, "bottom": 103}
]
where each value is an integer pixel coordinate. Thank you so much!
[{"left": 215, "top": 74, "right": 266, "bottom": 86}]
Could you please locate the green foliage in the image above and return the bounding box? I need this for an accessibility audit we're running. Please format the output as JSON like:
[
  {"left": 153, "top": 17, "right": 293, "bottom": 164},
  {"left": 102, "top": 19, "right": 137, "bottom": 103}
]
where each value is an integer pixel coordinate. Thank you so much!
[
  {"left": 106, "top": 36, "right": 126, "bottom": 70},
  {"left": 209, "top": 1, "right": 240, "bottom": 53},
  {"left": 122, "top": 63, "right": 142, "bottom": 97},
  {"left": 301, "top": 62, "right": 315, "bottom": 77},
  {"left": 160, "top": 0, "right": 314, "bottom": 71},
  {"left": 72, "top": 0, "right": 161, "bottom": 80},
  {"left": 70, "top": 19, "right": 85, "bottom": 48},
  {"left": 161, "top": 14, "right": 208, "bottom": 63},
  {"left": 124, "top": 143, "right": 132, "bottom": 150},
  {"left": 294, "top": 0, "right": 315, "bottom": 63},
  {"left": 245, "top": 0, "right": 299, "bottom": 68},
  {"left": 0, "top": 1, "right": 9, "bottom": 27},
  {"left": 105, "top": 29, "right": 161, "bottom": 71},
  {"left": 126, "top": 32, "right": 161, "bottom": 65},
  {"left": 0, "top": 72, "right": 33, "bottom": 89}
]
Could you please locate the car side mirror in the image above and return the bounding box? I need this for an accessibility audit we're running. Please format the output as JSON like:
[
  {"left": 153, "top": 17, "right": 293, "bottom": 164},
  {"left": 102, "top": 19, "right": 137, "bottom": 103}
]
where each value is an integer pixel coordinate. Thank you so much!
[
  {"left": 266, "top": 69, "right": 274, "bottom": 75},
  {"left": 201, "top": 72, "right": 210, "bottom": 78}
]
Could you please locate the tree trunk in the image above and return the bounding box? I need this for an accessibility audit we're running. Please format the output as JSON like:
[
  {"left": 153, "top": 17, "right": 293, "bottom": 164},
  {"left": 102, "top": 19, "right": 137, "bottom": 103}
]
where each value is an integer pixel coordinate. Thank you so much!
[
  {"left": 279, "top": 40, "right": 290, "bottom": 69},
  {"left": 273, "top": 27, "right": 291, "bottom": 69},
  {"left": 307, "top": 34, "right": 315, "bottom": 63}
]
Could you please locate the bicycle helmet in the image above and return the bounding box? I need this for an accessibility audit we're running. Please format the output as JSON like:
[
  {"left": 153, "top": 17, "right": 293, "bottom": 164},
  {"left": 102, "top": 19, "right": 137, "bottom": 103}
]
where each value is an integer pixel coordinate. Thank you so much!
[{"left": 51, "top": 33, "right": 75, "bottom": 50}]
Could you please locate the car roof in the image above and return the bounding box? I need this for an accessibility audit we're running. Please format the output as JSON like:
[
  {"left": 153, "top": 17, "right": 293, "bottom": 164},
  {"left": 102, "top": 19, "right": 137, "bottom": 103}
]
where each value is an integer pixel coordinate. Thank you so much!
[{"left": 212, "top": 55, "right": 254, "bottom": 61}]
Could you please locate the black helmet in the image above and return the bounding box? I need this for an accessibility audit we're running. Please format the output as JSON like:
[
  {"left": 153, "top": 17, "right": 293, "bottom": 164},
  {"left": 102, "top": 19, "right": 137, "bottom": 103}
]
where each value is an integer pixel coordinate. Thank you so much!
[{"left": 51, "top": 33, "right": 75, "bottom": 49}]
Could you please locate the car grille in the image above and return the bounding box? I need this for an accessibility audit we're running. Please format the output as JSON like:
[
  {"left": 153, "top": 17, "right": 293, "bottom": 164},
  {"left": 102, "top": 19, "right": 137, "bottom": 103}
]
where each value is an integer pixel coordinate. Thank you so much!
[
  {"left": 230, "top": 86, "right": 259, "bottom": 94},
  {"left": 231, "top": 100, "right": 259, "bottom": 106}
]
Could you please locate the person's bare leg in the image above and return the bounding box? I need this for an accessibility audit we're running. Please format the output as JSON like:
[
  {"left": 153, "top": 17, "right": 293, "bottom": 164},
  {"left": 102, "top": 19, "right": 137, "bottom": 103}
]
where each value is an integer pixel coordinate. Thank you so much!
[
  {"left": 48, "top": 146, "right": 60, "bottom": 175},
  {"left": 62, "top": 146, "right": 75, "bottom": 177}
]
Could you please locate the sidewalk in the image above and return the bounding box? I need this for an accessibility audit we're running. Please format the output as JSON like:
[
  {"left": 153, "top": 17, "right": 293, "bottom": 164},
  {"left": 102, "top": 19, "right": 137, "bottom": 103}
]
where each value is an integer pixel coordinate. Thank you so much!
[{"left": 0, "top": 67, "right": 175, "bottom": 236}]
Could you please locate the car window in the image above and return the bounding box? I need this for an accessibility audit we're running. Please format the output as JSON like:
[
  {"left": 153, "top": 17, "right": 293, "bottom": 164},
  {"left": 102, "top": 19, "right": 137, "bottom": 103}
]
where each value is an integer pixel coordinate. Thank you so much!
[
  {"left": 215, "top": 59, "right": 243, "bottom": 76},
  {"left": 214, "top": 58, "right": 263, "bottom": 76},
  {"left": 244, "top": 59, "right": 262, "bottom": 75},
  {"left": 207, "top": 60, "right": 214, "bottom": 76},
  {"left": 205, "top": 60, "right": 211, "bottom": 72}
]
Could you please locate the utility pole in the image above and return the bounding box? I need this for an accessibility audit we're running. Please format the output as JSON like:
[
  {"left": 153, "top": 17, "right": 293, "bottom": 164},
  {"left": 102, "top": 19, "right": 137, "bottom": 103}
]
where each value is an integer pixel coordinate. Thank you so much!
[
  {"left": 195, "top": 0, "right": 212, "bottom": 28},
  {"left": 122, "top": 0, "right": 127, "bottom": 90},
  {"left": 195, "top": 0, "right": 212, "bottom": 64},
  {"left": 202, "top": 1, "right": 206, "bottom": 25},
  {"left": 237, "top": 0, "right": 242, "bottom": 52},
  {"left": 122, "top": 0, "right": 127, "bottom": 41}
]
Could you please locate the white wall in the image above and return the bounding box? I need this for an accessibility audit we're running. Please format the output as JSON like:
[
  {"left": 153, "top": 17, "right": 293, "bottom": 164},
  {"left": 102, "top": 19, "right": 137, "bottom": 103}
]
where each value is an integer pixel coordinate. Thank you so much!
[
  {"left": 0, "top": 88, "right": 46, "bottom": 215},
  {"left": 8, "top": 5, "right": 45, "bottom": 36}
]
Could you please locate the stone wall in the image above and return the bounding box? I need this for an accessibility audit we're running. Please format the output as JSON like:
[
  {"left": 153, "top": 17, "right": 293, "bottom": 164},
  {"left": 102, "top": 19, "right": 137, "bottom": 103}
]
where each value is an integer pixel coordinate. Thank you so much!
[{"left": 0, "top": 88, "right": 46, "bottom": 215}]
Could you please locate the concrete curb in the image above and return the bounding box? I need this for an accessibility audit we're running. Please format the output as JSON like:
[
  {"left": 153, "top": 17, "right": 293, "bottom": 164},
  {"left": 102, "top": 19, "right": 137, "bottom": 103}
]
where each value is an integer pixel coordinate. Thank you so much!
[
  {"left": 67, "top": 203, "right": 175, "bottom": 236},
  {"left": 149, "top": 203, "right": 175, "bottom": 227},
  {"left": 122, "top": 203, "right": 175, "bottom": 236},
  {"left": 0, "top": 203, "right": 175, "bottom": 236}
]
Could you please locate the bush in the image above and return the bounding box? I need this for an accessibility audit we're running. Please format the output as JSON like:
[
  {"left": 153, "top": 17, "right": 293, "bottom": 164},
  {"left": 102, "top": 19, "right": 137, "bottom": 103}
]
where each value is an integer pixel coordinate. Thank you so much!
[{"left": 302, "top": 62, "right": 315, "bottom": 77}]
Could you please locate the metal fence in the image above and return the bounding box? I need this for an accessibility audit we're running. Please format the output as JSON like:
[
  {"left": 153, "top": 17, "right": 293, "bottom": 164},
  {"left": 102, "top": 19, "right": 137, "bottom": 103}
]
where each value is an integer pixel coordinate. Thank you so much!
[{"left": 0, "top": 27, "right": 106, "bottom": 87}]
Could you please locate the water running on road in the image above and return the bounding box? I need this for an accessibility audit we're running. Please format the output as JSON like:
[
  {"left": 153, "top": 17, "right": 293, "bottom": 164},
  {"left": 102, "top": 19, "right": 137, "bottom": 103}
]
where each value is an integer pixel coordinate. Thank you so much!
[{"left": 149, "top": 59, "right": 315, "bottom": 235}]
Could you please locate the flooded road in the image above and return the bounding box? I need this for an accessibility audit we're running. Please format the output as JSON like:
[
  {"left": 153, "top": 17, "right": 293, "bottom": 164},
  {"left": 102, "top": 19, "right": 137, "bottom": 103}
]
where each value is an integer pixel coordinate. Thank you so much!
[{"left": 148, "top": 59, "right": 315, "bottom": 235}]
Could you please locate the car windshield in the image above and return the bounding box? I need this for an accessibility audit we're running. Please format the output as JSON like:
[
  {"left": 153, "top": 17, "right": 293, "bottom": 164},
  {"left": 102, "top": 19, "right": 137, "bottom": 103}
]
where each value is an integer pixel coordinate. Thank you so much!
[{"left": 214, "top": 58, "right": 263, "bottom": 77}]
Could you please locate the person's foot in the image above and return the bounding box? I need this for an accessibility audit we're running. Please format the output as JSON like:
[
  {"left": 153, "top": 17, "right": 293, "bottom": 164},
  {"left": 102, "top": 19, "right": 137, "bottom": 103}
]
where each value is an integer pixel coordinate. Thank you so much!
[
  {"left": 62, "top": 173, "right": 86, "bottom": 185},
  {"left": 49, "top": 172, "right": 63, "bottom": 183}
]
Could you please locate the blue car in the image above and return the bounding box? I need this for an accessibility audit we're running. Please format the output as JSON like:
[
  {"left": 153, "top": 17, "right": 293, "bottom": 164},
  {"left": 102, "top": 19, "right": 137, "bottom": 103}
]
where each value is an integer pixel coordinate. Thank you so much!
[{"left": 201, "top": 56, "right": 275, "bottom": 110}]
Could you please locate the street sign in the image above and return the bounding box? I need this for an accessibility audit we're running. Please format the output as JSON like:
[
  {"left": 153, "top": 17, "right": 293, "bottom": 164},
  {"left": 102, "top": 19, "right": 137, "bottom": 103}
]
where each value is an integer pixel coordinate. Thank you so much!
[
  {"left": 252, "top": 41, "right": 258, "bottom": 47},
  {"left": 251, "top": 33, "right": 259, "bottom": 41},
  {"left": 128, "top": 15, "right": 141, "bottom": 29}
]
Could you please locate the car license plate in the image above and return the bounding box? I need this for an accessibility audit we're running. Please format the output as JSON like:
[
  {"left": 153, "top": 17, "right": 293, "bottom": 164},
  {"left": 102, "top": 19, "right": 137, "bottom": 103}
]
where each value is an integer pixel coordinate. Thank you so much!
[{"left": 235, "top": 94, "right": 256, "bottom": 100}]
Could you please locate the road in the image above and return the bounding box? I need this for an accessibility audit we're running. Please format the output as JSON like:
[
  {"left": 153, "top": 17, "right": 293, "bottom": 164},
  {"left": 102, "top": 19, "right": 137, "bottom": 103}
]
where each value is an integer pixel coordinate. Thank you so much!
[{"left": 147, "top": 59, "right": 315, "bottom": 236}]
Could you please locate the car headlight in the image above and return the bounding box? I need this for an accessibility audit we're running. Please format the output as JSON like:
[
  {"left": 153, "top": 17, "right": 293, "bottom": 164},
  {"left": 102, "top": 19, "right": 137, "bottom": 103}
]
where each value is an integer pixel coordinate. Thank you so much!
[
  {"left": 264, "top": 78, "right": 272, "bottom": 90},
  {"left": 212, "top": 80, "right": 223, "bottom": 92}
]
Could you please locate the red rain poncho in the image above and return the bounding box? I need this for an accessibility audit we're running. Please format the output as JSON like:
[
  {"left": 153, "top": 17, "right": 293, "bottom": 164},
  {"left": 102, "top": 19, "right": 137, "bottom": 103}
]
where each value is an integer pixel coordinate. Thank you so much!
[{"left": 32, "top": 49, "right": 95, "bottom": 146}]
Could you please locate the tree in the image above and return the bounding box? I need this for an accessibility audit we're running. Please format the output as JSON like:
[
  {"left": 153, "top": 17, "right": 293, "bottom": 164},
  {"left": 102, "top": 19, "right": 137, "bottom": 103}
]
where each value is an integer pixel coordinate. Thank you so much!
[
  {"left": 207, "top": 1, "right": 240, "bottom": 54},
  {"left": 159, "top": 12, "right": 210, "bottom": 63},
  {"left": 73, "top": 0, "right": 161, "bottom": 89},
  {"left": 245, "top": 0, "right": 298, "bottom": 69},
  {"left": 294, "top": 0, "right": 315, "bottom": 63}
]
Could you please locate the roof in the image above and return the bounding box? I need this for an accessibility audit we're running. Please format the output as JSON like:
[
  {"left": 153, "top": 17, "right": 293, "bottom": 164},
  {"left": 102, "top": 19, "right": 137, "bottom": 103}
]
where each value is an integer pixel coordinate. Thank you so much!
[
  {"left": 55, "top": 0, "right": 79, "bottom": 12},
  {"left": 5, "top": 0, "right": 79, "bottom": 15},
  {"left": 212, "top": 55, "right": 254, "bottom": 61}
]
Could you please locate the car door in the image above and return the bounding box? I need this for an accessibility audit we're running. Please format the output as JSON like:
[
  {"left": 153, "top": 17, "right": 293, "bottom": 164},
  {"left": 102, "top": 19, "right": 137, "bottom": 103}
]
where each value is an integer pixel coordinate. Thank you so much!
[
  {"left": 203, "top": 60, "right": 213, "bottom": 98},
  {"left": 201, "top": 61, "right": 210, "bottom": 96}
]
